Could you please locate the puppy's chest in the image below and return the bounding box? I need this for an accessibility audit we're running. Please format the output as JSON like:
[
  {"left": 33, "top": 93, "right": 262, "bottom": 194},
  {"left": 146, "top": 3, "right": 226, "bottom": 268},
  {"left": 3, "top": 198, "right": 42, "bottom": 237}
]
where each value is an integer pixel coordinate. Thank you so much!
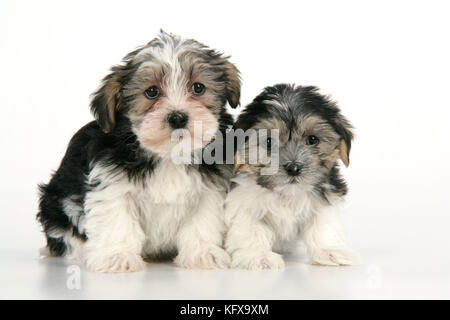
[
  {"left": 133, "top": 162, "right": 206, "bottom": 253},
  {"left": 138, "top": 161, "right": 204, "bottom": 206},
  {"left": 132, "top": 161, "right": 203, "bottom": 231},
  {"left": 262, "top": 192, "right": 314, "bottom": 241}
]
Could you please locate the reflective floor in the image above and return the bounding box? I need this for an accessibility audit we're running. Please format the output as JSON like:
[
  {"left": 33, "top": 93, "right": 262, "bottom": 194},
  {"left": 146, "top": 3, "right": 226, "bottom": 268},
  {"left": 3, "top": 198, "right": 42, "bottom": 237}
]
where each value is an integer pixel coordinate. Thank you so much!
[{"left": 1, "top": 243, "right": 449, "bottom": 299}]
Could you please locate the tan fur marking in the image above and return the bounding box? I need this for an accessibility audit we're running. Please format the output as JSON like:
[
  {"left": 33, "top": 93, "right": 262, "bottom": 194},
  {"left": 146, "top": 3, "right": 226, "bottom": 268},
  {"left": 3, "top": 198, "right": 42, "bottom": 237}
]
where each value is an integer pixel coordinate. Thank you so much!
[
  {"left": 103, "top": 74, "right": 122, "bottom": 133},
  {"left": 232, "top": 152, "right": 241, "bottom": 175},
  {"left": 339, "top": 139, "right": 350, "bottom": 167},
  {"left": 223, "top": 62, "right": 241, "bottom": 108}
]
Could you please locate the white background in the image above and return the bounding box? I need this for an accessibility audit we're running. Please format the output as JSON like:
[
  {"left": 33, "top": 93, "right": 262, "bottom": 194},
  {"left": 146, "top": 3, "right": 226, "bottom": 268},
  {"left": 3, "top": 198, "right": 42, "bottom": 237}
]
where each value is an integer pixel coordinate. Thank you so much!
[{"left": 1, "top": 0, "right": 449, "bottom": 299}]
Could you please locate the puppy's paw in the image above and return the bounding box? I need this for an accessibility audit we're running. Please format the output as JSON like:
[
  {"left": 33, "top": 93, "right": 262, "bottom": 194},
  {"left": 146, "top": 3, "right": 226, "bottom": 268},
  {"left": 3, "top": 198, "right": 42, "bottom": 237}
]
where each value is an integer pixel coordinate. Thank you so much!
[
  {"left": 231, "top": 251, "right": 285, "bottom": 270},
  {"left": 310, "top": 248, "right": 361, "bottom": 266},
  {"left": 175, "top": 245, "right": 231, "bottom": 269},
  {"left": 86, "top": 252, "right": 146, "bottom": 273}
]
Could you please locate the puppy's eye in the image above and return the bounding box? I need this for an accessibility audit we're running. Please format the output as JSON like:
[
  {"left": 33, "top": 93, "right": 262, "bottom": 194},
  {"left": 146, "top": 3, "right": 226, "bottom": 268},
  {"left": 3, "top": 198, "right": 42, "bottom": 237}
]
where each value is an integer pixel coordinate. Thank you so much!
[
  {"left": 307, "top": 135, "right": 319, "bottom": 145},
  {"left": 192, "top": 82, "right": 205, "bottom": 95},
  {"left": 144, "top": 86, "right": 159, "bottom": 99},
  {"left": 265, "top": 138, "right": 272, "bottom": 150}
]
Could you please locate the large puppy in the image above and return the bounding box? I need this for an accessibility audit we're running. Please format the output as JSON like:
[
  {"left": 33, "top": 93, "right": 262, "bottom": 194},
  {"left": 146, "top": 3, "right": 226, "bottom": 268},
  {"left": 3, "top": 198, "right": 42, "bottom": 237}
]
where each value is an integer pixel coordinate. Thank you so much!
[
  {"left": 225, "top": 84, "right": 359, "bottom": 269},
  {"left": 37, "top": 31, "right": 240, "bottom": 272}
]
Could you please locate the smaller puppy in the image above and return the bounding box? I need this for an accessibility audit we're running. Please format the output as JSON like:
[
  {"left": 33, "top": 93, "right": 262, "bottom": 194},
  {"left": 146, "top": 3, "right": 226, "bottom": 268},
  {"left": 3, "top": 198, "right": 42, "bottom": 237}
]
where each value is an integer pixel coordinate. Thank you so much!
[{"left": 225, "top": 84, "right": 359, "bottom": 269}]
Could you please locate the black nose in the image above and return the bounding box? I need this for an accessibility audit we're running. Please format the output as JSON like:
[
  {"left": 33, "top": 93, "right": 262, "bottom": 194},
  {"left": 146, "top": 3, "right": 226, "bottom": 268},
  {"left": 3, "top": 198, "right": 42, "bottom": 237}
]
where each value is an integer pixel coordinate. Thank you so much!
[
  {"left": 284, "top": 163, "right": 302, "bottom": 176},
  {"left": 167, "top": 111, "right": 188, "bottom": 129}
]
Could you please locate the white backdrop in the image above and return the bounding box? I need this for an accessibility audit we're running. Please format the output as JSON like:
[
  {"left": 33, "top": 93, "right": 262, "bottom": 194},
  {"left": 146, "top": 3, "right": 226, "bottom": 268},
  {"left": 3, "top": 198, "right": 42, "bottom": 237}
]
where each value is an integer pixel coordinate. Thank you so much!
[{"left": 1, "top": 0, "right": 449, "bottom": 299}]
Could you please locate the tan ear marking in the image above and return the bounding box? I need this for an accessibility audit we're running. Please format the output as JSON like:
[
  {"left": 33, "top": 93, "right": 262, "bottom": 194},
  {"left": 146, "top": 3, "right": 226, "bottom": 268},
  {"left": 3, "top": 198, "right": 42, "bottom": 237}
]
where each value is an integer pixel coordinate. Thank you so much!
[
  {"left": 91, "top": 71, "right": 123, "bottom": 133},
  {"left": 104, "top": 75, "right": 122, "bottom": 131},
  {"left": 232, "top": 152, "right": 240, "bottom": 175},
  {"left": 223, "top": 62, "right": 241, "bottom": 108},
  {"left": 339, "top": 139, "right": 350, "bottom": 167}
]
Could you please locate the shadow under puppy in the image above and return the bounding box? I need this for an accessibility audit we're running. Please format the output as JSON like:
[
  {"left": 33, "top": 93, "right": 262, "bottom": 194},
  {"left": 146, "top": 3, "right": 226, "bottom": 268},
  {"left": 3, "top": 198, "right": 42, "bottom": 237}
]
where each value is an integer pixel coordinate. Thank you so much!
[
  {"left": 37, "top": 31, "right": 240, "bottom": 272},
  {"left": 225, "top": 84, "right": 359, "bottom": 269}
]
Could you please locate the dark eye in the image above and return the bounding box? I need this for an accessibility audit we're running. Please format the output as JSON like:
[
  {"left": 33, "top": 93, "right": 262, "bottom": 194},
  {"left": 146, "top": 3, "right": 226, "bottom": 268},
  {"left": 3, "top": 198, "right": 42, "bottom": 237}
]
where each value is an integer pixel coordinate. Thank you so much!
[
  {"left": 192, "top": 82, "right": 205, "bottom": 95},
  {"left": 144, "top": 86, "right": 159, "bottom": 99},
  {"left": 307, "top": 135, "right": 319, "bottom": 145},
  {"left": 266, "top": 138, "right": 272, "bottom": 150}
]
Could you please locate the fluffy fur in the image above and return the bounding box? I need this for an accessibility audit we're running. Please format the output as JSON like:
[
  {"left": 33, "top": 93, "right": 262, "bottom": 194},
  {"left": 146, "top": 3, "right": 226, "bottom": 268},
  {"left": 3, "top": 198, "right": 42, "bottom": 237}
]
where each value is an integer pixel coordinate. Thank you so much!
[
  {"left": 224, "top": 84, "right": 359, "bottom": 269},
  {"left": 37, "top": 31, "right": 240, "bottom": 272}
]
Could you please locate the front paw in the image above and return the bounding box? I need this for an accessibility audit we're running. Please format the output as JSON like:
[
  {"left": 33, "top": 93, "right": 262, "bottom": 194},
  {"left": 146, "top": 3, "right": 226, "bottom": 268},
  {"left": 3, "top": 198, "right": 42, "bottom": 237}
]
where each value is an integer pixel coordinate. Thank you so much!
[
  {"left": 175, "top": 245, "right": 231, "bottom": 269},
  {"left": 231, "top": 251, "right": 285, "bottom": 270},
  {"left": 310, "top": 248, "right": 360, "bottom": 266},
  {"left": 85, "top": 252, "right": 146, "bottom": 273}
]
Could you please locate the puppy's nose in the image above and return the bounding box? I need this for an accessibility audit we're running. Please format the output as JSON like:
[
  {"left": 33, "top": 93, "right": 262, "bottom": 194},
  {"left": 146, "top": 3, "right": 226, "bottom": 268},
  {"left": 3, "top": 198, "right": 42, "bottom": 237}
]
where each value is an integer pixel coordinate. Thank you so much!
[
  {"left": 284, "top": 162, "right": 302, "bottom": 176},
  {"left": 167, "top": 111, "right": 188, "bottom": 129}
]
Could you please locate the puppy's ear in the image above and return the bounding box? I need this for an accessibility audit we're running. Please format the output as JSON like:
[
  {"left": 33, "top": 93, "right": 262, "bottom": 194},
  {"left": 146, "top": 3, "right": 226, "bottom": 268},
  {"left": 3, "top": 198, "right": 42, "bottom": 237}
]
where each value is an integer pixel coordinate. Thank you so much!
[
  {"left": 232, "top": 152, "right": 240, "bottom": 175},
  {"left": 335, "top": 119, "right": 353, "bottom": 167},
  {"left": 232, "top": 152, "right": 252, "bottom": 175},
  {"left": 223, "top": 61, "right": 241, "bottom": 108},
  {"left": 338, "top": 139, "right": 350, "bottom": 167},
  {"left": 232, "top": 144, "right": 248, "bottom": 174},
  {"left": 90, "top": 67, "right": 124, "bottom": 133}
]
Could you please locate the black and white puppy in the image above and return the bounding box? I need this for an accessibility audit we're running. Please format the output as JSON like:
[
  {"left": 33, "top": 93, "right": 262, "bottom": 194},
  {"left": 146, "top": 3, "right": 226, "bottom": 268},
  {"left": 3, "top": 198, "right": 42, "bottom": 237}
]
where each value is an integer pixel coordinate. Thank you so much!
[
  {"left": 37, "top": 31, "right": 240, "bottom": 272},
  {"left": 225, "top": 84, "right": 359, "bottom": 269}
]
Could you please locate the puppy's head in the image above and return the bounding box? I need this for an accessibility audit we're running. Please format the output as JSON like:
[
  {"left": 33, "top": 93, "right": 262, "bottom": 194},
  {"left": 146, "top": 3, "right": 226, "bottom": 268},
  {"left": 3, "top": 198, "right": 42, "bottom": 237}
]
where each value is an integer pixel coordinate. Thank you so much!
[
  {"left": 90, "top": 30, "right": 240, "bottom": 156},
  {"left": 234, "top": 84, "right": 353, "bottom": 194}
]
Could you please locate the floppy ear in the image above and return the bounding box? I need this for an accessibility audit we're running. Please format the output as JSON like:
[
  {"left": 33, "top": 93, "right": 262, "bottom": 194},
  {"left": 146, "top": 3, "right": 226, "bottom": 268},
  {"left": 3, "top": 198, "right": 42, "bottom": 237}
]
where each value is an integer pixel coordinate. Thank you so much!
[
  {"left": 90, "top": 67, "right": 124, "bottom": 133},
  {"left": 338, "top": 139, "right": 350, "bottom": 167},
  {"left": 232, "top": 151, "right": 253, "bottom": 175},
  {"left": 232, "top": 151, "right": 241, "bottom": 175},
  {"left": 232, "top": 137, "right": 249, "bottom": 175},
  {"left": 335, "top": 119, "right": 353, "bottom": 167},
  {"left": 223, "top": 61, "right": 241, "bottom": 108}
]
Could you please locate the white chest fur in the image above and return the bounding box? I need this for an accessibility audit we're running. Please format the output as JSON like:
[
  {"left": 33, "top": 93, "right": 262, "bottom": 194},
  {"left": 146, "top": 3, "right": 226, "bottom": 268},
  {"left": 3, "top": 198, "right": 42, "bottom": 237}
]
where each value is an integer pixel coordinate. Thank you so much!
[
  {"left": 225, "top": 175, "right": 320, "bottom": 244},
  {"left": 137, "top": 160, "right": 206, "bottom": 255},
  {"left": 86, "top": 160, "right": 207, "bottom": 256},
  {"left": 225, "top": 175, "right": 356, "bottom": 269},
  {"left": 138, "top": 159, "right": 204, "bottom": 205}
]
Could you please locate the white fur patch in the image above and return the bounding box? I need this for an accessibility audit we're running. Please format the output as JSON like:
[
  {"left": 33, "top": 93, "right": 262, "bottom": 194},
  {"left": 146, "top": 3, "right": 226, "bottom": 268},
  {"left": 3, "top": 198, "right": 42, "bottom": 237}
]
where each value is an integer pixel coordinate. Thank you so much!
[
  {"left": 224, "top": 174, "right": 359, "bottom": 269},
  {"left": 63, "top": 160, "right": 229, "bottom": 272}
]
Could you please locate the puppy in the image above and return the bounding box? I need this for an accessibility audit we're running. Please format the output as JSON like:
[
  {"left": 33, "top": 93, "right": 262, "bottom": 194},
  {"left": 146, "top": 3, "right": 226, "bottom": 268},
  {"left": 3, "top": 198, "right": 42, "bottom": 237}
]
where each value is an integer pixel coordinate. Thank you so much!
[
  {"left": 225, "top": 84, "right": 359, "bottom": 269},
  {"left": 37, "top": 31, "right": 240, "bottom": 272}
]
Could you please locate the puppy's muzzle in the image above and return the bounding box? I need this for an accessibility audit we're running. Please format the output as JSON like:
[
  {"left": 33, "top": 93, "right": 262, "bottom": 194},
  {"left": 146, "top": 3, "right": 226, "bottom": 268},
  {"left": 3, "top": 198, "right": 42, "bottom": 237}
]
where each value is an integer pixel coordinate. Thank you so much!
[
  {"left": 284, "top": 162, "right": 303, "bottom": 176},
  {"left": 167, "top": 111, "right": 189, "bottom": 129}
]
